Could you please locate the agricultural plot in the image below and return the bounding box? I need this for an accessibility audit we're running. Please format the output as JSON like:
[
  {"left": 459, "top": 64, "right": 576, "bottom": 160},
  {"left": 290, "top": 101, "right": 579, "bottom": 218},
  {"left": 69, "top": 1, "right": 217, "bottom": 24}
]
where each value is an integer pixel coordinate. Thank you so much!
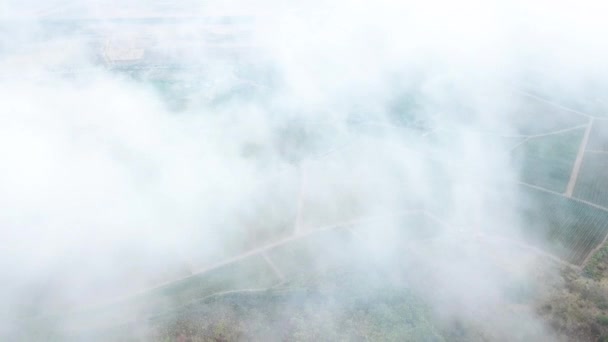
[
  {"left": 44, "top": 255, "right": 279, "bottom": 333},
  {"left": 266, "top": 229, "right": 365, "bottom": 283},
  {"left": 88, "top": 280, "right": 441, "bottom": 342},
  {"left": 558, "top": 97, "right": 607, "bottom": 118},
  {"left": 297, "top": 151, "right": 414, "bottom": 229},
  {"left": 267, "top": 212, "right": 445, "bottom": 285},
  {"left": 504, "top": 136, "right": 530, "bottom": 150},
  {"left": 181, "top": 168, "right": 300, "bottom": 270},
  {"left": 512, "top": 128, "right": 584, "bottom": 193},
  {"left": 518, "top": 86, "right": 608, "bottom": 119},
  {"left": 425, "top": 125, "right": 529, "bottom": 152},
  {"left": 150, "top": 255, "right": 278, "bottom": 308},
  {"left": 146, "top": 77, "right": 265, "bottom": 112},
  {"left": 226, "top": 173, "right": 299, "bottom": 250},
  {"left": 36, "top": 211, "right": 442, "bottom": 335},
  {"left": 19, "top": 15, "right": 608, "bottom": 342},
  {"left": 518, "top": 186, "right": 608, "bottom": 265},
  {"left": 573, "top": 154, "right": 608, "bottom": 209},
  {"left": 509, "top": 96, "right": 588, "bottom": 136},
  {"left": 384, "top": 91, "right": 432, "bottom": 131},
  {"left": 586, "top": 120, "right": 608, "bottom": 152},
  {"left": 34, "top": 250, "right": 194, "bottom": 317},
  {"left": 148, "top": 79, "right": 194, "bottom": 112},
  {"left": 296, "top": 184, "right": 367, "bottom": 231},
  {"left": 351, "top": 211, "right": 446, "bottom": 268},
  {"left": 23, "top": 56, "right": 608, "bottom": 337},
  {"left": 349, "top": 212, "right": 445, "bottom": 248},
  {"left": 275, "top": 118, "right": 343, "bottom": 163}
]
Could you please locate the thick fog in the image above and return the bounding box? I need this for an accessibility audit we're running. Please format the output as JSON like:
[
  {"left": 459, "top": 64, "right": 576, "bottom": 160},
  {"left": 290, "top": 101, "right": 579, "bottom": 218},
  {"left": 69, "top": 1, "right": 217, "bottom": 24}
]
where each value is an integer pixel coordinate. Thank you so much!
[{"left": 1, "top": 0, "right": 607, "bottom": 340}]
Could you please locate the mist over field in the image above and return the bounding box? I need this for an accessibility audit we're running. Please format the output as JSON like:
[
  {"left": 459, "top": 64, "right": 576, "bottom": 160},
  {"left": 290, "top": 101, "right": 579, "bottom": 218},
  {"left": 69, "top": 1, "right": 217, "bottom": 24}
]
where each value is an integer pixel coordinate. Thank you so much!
[{"left": 1, "top": 1, "right": 608, "bottom": 340}]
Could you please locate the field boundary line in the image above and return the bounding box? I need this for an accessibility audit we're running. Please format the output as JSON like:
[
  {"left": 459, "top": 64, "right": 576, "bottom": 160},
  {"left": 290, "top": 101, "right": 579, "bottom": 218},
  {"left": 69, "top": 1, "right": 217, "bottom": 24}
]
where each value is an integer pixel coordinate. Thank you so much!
[
  {"left": 517, "top": 181, "right": 608, "bottom": 213},
  {"left": 176, "top": 251, "right": 197, "bottom": 275},
  {"left": 293, "top": 166, "right": 306, "bottom": 234},
  {"left": 438, "top": 123, "right": 586, "bottom": 140},
  {"left": 420, "top": 208, "right": 576, "bottom": 268},
  {"left": 346, "top": 227, "right": 365, "bottom": 241},
  {"left": 510, "top": 137, "right": 530, "bottom": 151},
  {"left": 526, "top": 124, "right": 588, "bottom": 139},
  {"left": 478, "top": 233, "right": 580, "bottom": 269},
  {"left": 515, "top": 89, "right": 592, "bottom": 119},
  {"left": 518, "top": 181, "right": 608, "bottom": 267},
  {"left": 581, "top": 233, "right": 608, "bottom": 267},
  {"left": 72, "top": 210, "right": 423, "bottom": 311},
  {"left": 420, "top": 210, "right": 454, "bottom": 229},
  {"left": 262, "top": 252, "right": 285, "bottom": 282},
  {"left": 565, "top": 118, "right": 594, "bottom": 197},
  {"left": 65, "top": 288, "right": 274, "bottom": 333}
]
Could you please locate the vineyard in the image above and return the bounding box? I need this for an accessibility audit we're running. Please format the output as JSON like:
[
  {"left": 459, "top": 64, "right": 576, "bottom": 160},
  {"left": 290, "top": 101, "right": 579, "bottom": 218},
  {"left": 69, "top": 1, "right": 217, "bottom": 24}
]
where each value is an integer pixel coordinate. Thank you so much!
[{"left": 518, "top": 187, "right": 608, "bottom": 265}]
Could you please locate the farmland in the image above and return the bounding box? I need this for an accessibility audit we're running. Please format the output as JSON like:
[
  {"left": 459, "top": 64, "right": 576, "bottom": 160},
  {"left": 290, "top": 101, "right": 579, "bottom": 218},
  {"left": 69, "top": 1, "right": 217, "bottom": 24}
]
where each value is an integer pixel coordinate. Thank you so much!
[
  {"left": 512, "top": 128, "right": 584, "bottom": 193},
  {"left": 4, "top": 13, "right": 608, "bottom": 341},
  {"left": 517, "top": 186, "right": 608, "bottom": 265},
  {"left": 14, "top": 73, "right": 608, "bottom": 340},
  {"left": 586, "top": 120, "right": 608, "bottom": 151},
  {"left": 26, "top": 255, "right": 280, "bottom": 337},
  {"left": 573, "top": 154, "right": 608, "bottom": 209}
]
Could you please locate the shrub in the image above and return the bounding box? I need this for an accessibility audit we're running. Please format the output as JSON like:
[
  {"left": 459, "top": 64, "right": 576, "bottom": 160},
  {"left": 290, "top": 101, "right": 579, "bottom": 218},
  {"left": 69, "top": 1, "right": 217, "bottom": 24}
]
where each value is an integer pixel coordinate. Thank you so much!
[{"left": 597, "top": 315, "right": 608, "bottom": 326}]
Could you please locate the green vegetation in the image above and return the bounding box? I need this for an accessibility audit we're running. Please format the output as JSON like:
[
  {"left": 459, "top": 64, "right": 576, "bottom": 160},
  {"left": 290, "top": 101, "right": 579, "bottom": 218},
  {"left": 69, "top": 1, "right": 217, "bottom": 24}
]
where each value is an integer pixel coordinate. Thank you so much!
[
  {"left": 77, "top": 273, "right": 469, "bottom": 342},
  {"left": 597, "top": 315, "right": 608, "bottom": 327},
  {"left": 584, "top": 243, "right": 608, "bottom": 281},
  {"left": 538, "top": 266, "right": 608, "bottom": 342}
]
